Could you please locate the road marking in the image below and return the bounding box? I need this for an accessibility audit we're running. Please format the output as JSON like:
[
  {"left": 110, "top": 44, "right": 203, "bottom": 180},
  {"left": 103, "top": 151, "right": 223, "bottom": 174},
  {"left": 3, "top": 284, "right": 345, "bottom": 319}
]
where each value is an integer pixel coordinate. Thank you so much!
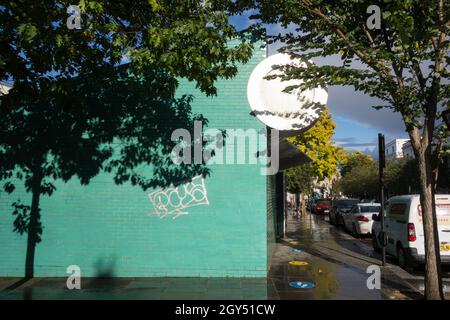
[
  {"left": 289, "top": 281, "right": 315, "bottom": 289},
  {"left": 289, "top": 261, "right": 308, "bottom": 266}
]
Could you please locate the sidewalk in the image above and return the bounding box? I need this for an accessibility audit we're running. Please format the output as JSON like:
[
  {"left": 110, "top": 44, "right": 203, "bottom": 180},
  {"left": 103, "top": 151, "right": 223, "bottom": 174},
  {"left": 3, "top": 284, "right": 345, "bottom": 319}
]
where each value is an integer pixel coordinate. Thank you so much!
[
  {"left": 268, "top": 211, "right": 424, "bottom": 300},
  {"left": 0, "top": 277, "right": 271, "bottom": 300},
  {"left": 0, "top": 211, "right": 446, "bottom": 300}
]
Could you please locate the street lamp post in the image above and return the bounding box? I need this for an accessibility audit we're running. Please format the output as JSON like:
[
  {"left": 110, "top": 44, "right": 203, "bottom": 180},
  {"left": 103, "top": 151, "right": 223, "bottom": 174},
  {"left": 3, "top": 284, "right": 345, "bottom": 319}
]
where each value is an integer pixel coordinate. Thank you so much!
[{"left": 378, "top": 134, "right": 387, "bottom": 266}]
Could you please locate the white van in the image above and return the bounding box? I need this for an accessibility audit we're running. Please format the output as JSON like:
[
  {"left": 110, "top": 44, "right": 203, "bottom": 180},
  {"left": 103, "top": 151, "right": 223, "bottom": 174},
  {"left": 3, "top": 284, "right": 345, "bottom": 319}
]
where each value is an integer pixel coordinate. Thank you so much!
[{"left": 372, "top": 194, "right": 450, "bottom": 269}]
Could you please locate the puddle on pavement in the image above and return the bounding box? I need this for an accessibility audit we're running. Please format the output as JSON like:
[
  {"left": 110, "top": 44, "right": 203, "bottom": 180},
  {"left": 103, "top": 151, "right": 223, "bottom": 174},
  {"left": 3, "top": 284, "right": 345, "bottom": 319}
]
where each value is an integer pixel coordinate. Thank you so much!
[
  {"left": 270, "top": 213, "right": 387, "bottom": 299},
  {"left": 288, "top": 261, "right": 309, "bottom": 266}
]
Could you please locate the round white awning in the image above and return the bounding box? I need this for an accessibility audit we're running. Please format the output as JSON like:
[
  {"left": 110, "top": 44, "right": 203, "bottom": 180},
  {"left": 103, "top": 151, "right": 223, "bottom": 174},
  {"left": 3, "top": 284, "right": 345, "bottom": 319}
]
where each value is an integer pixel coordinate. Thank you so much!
[{"left": 247, "top": 53, "right": 327, "bottom": 133}]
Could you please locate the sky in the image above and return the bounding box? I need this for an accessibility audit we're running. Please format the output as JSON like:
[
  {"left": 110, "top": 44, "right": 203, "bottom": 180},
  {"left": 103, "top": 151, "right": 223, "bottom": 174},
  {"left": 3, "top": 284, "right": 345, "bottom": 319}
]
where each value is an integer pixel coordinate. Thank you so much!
[{"left": 230, "top": 12, "right": 409, "bottom": 156}]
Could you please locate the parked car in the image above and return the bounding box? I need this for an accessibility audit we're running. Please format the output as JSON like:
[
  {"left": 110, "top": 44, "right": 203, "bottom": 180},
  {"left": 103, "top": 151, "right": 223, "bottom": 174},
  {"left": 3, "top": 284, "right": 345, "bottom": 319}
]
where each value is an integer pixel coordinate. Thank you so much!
[
  {"left": 342, "top": 203, "right": 381, "bottom": 236},
  {"left": 372, "top": 194, "right": 450, "bottom": 269},
  {"left": 308, "top": 198, "right": 319, "bottom": 213},
  {"left": 360, "top": 198, "right": 377, "bottom": 204},
  {"left": 329, "top": 198, "right": 360, "bottom": 225},
  {"left": 313, "top": 199, "right": 332, "bottom": 215}
]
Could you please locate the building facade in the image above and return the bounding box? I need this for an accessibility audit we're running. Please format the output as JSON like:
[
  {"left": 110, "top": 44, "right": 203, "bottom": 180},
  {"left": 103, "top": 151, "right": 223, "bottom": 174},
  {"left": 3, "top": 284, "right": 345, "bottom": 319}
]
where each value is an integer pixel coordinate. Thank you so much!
[
  {"left": 0, "top": 45, "right": 299, "bottom": 278},
  {"left": 0, "top": 82, "right": 11, "bottom": 95},
  {"left": 385, "top": 138, "right": 409, "bottom": 160},
  {"left": 402, "top": 140, "right": 414, "bottom": 158}
]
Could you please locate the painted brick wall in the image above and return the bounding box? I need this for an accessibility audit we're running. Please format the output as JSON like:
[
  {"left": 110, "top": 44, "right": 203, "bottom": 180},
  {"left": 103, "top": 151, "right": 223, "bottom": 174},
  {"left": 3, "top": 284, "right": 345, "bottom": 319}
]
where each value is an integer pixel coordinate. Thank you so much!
[
  {"left": 266, "top": 174, "right": 277, "bottom": 269},
  {"left": 0, "top": 44, "right": 268, "bottom": 277},
  {"left": 266, "top": 172, "right": 286, "bottom": 271}
]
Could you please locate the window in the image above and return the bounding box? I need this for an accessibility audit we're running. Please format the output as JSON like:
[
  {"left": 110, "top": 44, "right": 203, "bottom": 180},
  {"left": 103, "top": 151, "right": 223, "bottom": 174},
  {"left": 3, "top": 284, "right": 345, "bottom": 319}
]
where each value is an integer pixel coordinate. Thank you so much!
[
  {"left": 388, "top": 203, "right": 407, "bottom": 218},
  {"left": 360, "top": 206, "right": 381, "bottom": 213},
  {"left": 339, "top": 200, "right": 359, "bottom": 207}
]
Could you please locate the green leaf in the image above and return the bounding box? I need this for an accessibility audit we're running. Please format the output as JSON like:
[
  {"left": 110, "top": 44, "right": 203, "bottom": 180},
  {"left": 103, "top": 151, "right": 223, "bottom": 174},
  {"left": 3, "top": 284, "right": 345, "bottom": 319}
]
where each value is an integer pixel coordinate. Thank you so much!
[{"left": 17, "top": 23, "right": 38, "bottom": 42}]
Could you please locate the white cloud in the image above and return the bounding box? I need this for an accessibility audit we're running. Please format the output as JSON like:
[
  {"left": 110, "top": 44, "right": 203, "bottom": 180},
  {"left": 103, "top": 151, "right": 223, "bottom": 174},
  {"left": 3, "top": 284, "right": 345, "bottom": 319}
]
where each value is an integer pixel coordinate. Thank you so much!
[{"left": 335, "top": 137, "right": 377, "bottom": 149}]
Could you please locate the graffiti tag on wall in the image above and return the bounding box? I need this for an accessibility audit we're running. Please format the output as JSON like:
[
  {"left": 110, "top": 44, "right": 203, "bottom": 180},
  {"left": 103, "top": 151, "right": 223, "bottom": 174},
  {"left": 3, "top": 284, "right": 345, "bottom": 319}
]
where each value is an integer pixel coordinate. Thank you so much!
[{"left": 146, "top": 175, "right": 209, "bottom": 220}]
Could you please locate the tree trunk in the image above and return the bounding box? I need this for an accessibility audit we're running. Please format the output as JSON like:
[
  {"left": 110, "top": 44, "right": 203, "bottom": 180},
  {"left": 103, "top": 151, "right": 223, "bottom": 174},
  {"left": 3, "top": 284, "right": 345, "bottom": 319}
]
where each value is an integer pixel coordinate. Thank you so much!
[
  {"left": 24, "top": 171, "right": 43, "bottom": 278},
  {"left": 415, "top": 140, "right": 444, "bottom": 300}
]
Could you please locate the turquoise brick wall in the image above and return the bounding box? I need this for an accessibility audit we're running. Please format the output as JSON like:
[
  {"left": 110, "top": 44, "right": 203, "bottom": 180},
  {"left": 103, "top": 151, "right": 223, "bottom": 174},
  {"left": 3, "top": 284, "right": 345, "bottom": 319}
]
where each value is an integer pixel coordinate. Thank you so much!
[
  {"left": 266, "top": 175, "right": 277, "bottom": 270},
  {"left": 0, "top": 45, "right": 268, "bottom": 277}
]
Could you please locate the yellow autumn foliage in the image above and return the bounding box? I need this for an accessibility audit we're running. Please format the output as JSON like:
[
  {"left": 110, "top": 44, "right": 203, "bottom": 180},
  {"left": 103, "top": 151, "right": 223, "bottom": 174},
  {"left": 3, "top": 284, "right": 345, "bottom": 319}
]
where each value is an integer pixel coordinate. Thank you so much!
[{"left": 288, "top": 107, "right": 344, "bottom": 181}]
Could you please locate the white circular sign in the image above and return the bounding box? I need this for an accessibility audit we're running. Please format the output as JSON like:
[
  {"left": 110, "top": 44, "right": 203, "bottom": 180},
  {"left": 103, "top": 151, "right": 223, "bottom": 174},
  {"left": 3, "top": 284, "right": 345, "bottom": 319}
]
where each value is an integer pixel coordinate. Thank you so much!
[{"left": 247, "top": 53, "right": 328, "bottom": 131}]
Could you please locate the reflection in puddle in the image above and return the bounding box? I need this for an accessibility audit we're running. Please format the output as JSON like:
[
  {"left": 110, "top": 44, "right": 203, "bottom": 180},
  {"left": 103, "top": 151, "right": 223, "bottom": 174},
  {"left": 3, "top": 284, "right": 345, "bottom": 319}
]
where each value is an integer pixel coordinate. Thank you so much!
[{"left": 309, "top": 264, "right": 339, "bottom": 299}]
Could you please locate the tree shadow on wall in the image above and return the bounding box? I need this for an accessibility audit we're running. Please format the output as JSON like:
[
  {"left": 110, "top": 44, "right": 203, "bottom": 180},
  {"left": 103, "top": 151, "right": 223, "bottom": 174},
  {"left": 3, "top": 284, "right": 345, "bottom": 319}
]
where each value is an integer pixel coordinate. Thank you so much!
[{"left": 0, "top": 66, "right": 210, "bottom": 279}]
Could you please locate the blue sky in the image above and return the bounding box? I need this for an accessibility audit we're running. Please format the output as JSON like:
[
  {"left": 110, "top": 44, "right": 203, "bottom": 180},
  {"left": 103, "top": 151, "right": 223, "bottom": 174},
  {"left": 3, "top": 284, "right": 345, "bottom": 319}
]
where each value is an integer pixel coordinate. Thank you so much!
[{"left": 230, "top": 13, "right": 409, "bottom": 155}]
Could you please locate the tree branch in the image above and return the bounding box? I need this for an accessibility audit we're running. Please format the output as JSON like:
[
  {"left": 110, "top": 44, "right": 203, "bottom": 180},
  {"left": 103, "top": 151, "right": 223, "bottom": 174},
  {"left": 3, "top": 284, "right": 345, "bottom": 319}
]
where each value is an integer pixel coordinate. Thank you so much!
[{"left": 298, "top": 1, "right": 395, "bottom": 87}]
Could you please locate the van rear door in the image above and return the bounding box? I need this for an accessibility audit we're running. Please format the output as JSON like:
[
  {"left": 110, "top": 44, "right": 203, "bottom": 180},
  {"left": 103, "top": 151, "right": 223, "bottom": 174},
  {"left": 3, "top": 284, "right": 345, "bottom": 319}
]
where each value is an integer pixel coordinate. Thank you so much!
[
  {"left": 418, "top": 197, "right": 450, "bottom": 256},
  {"left": 386, "top": 202, "right": 409, "bottom": 255},
  {"left": 436, "top": 200, "right": 450, "bottom": 256}
]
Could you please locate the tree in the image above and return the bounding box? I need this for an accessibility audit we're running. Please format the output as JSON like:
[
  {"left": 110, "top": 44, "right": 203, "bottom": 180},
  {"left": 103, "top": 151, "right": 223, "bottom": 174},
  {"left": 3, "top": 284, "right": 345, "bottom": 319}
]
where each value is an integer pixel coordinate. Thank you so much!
[
  {"left": 338, "top": 154, "right": 378, "bottom": 199},
  {"left": 340, "top": 152, "right": 374, "bottom": 178},
  {"left": 435, "top": 149, "right": 450, "bottom": 193},
  {"left": 286, "top": 107, "right": 343, "bottom": 200},
  {"left": 0, "top": 0, "right": 253, "bottom": 110},
  {"left": 385, "top": 158, "right": 420, "bottom": 196},
  {"left": 0, "top": 0, "right": 253, "bottom": 278},
  {"left": 433, "top": 125, "right": 450, "bottom": 189},
  {"left": 288, "top": 107, "right": 344, "bottom": 181},
  {"left": 244, "top": 0, "right": 449, "bottom": 299},
  {"left": 340, "top": 155, "right": 448, "bottom": 200},
  {"left": 385, "top": 156, "right": 449, "bottom": 196},
  {"left": 286, "top": 163, "right": 315, "bottom": 195}
]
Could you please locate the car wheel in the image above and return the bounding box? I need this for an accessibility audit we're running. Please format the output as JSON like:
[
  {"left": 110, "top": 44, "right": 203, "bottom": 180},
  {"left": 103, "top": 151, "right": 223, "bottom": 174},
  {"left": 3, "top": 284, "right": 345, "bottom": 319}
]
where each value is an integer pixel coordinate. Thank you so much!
[
  {"left": 343, "top": 221, "right": 348, "bottom": 232},
  {"left": 352, "top": 223, "right": 358, "bottom": 237},
  {"left": 397, "top": 244, "right": 409, "bottom": 269},
  {"left": 372, "top": 233, "right": 381, "bottom": 253},
  {"left": 329, "top": 213, "right": 335, "bottom": 225}
]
